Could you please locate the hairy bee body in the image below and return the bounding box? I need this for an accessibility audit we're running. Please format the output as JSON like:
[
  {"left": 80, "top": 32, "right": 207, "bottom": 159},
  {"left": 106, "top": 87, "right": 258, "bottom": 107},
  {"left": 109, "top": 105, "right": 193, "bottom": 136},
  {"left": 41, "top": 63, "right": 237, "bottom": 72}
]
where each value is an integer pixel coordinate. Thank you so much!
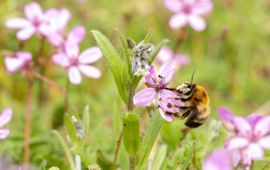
[{"left": 176, "top": 83, "right": 210, "bottom": 128}]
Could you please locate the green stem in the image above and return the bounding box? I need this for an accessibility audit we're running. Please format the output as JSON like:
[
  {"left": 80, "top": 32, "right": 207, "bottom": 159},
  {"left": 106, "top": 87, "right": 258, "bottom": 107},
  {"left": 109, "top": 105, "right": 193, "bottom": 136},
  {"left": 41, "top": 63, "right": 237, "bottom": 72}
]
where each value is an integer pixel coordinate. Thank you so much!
[
  {"left": 129, "top": 156, "right": 136, "bottom": 170},
  {"left": 127, "top": 87, "right": 135, "bottom": 111},
  {"left": 113, "top": 130, "right": 123, "bottom": 167},
  {"left": 64, "top": 77, "right": 70, "bottom": 114}
]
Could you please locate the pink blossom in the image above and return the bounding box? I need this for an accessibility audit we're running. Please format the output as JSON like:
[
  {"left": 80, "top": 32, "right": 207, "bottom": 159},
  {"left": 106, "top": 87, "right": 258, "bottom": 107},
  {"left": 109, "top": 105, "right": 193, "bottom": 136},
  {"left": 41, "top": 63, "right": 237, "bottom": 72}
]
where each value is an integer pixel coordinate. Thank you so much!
[
  {"left": 5, "top": 2, "right": 70, "bottom": 41},
  {"left": 4, "top": 52, "right": 32, "bottom": 74},
  {"left": 52, "top": 43, "right": 102, "bottom": 84},
  {"left": 47, "top": 26, "right": 85, "bottom": 47},
  {"left": 0, "top": 108, "right": 12, "bottom": 140},
  {"left": 156, "top": 46, "right": 190, "bottom": 68},
  {"left": 164, "top": 0, "right": 213, "bottom": 31},
  {"left": 217, "top": 108, "right": 270, "bottom": 168},
  {"left": 133, "top": 62, "right": 182, "bottom": 121},
  {"left": 203, "top": 148, "right": 232, "bottom": 170}
]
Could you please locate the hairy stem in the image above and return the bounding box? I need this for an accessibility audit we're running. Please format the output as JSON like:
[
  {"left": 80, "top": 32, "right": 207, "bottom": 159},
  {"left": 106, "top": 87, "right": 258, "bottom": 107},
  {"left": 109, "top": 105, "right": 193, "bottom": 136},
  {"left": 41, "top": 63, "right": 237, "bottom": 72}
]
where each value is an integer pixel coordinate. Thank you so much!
[
  {"left": 23, "top": 78, "right": 33, "bottom": 170},
  {"left": 37, "top": 38, "right": 46, "bottom": 106},
  {"left": 113, "top": 130, "right": 123, "bottom": 168},
  {"left": 64, "top": 77, "right": 70, "bottom": 114}
]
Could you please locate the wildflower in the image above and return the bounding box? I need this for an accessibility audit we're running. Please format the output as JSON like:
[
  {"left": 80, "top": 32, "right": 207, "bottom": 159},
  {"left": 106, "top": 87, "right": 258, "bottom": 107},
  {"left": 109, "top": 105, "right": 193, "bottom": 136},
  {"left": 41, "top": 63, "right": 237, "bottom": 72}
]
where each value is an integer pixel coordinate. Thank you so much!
[
  {"left": 47, "top": 26, "right": 85, "bottom": 47},
  {"left": 156, "top": 45, "right": 190, "bottom": 68},
  {"left": 0, "top": 108, "right": 12, "bottom": 140},
  {"left": 6, "top": 2, "right": 70, "bottom": 40},
  {"left": 164, "top": 0, "right": 213, "bottom": 31},
  {"left": 217, "top": 108, "right": 270, "bottom": 168},
  {"left": 133, "top": 62, "right": 182, "bottom": 121},
  {"left": 203, "top": 148, "right": 232, "bottom": 170},
  {"left": 4, "top": 52, "right": 32, "bottom": 74},
  {"left": 52, "top": 43, "right": 102, "bottom": 84}
]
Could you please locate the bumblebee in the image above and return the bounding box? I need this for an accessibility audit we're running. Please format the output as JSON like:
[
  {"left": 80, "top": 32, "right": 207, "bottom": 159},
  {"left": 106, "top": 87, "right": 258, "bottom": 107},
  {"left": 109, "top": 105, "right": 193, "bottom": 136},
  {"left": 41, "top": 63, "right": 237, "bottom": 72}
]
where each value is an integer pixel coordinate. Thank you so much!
[{"left": 168, "top": 71, "right": 210, "bottom": 128}]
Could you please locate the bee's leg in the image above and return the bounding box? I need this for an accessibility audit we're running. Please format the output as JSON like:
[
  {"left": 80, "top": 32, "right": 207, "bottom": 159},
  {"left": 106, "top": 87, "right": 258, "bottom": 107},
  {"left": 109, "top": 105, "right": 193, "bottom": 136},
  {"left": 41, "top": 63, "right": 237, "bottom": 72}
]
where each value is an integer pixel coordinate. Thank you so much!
[{"left": 181, "top": 110, "right": 191, "bottom": 119}]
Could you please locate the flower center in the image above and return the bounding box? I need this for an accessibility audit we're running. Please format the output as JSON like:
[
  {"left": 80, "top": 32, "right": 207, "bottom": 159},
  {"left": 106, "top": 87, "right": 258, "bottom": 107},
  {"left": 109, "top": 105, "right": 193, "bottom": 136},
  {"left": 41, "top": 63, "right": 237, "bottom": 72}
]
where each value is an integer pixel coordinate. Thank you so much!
[{"left": 183, "top": 5, "right": 192, "bottom": 14}]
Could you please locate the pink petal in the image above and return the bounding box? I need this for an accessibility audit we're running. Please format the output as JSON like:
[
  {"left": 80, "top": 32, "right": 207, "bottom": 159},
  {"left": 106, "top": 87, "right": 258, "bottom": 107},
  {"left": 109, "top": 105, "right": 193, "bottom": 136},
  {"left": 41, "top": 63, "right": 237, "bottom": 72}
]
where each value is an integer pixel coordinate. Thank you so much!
[
  {"left": 169, "top": 13, "right": 188, "bottom": 29},
  {"left": 64, "top": 43, "right": 79, "bottom": 58},
  {"left": 145, "top": 66, "right": 157, "bottom": 85},
  {"left": 232, "top": 117, "right": 252, "bottom": 136},
  {"left": 156, "top": 46, "right": 173, "bottom": 64},
  {"left": 0, "top": 108, "right": 12, "bottom": 127},
  {"left": 159, "top": 108, "right": 173, "bottom": 122},
  {"left": 47, "top": 32, "right": 64, "bottom": 47},
  {"left": 158, "top": 61, "right": 175, "bottom": 83},
  {"left": 193, "top": 1, "right": 213, "bottom": 15},
  {"left": 188, "top": 15, "right": 206, "bottom": 32},
  {"left": 225, "top": 137, "right": 249, "bottom": 150},
  {"left": 246, "top": 114, "right": 262, "bottom": 128},
  {"left": 24, "top": 2, "right": 43, "bottom": 20},
  {"left": 258, "top": 136, "right": 270, "bottom": 150},
  {"left": 16, "top": 27, "right": 35, "bottom": 40},
  {"left": 173, "top": 54, "right": 190, "bottom": 66},
  {"left": 202, "top": 148, "right": 232, "bottom": 170},
  {"left": 68, "top": 66, "right": 82, "bottom": 84},
  {"left": 0, "top": 129, "right": 10, "bottom": 139},
  {"left": 78, "top": 65, "right": 101, "bottom": 79},
  {"left": 45, "top": 9, "right": 71, "bottom": 32},
  {"left": 67, "top": 26, "right": 86, "bottom": 45},
  {"left": 244, "top": 143, "right": 264, "bottom": 160},
  {"left": 78, "top": 47, "right": 102, "bottom": 64},
  {"left": 217, "top": 107, "right": 234, "bottom": 123},
  {"left": 5, "top": 18, "right": 31, "bottom": 29},
  {"left": 133, "top": 88, "right": 156, "bottom": 106},
  {"left": 163, "top": 0, "right": 182, "bottom": 13},
  {"left": 52, "top": 53, "right": 70, "bottom": 68},
  {"left": 254, "top": 116, "right": 270, "bottom": 137},
  {"left": 4, "top": 52, "right": 31, "bottom": 73}
]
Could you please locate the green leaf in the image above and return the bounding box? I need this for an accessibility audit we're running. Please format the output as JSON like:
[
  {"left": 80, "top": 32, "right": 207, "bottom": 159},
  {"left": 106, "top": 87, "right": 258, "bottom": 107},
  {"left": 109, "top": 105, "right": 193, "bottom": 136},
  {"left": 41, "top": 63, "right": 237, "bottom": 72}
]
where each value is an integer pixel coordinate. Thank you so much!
[
  {"left": 64, "top": 114, "right": 79, "bottom": 145},
  {"left": 82, "top": 105, "right": 90, "bottom": 135},
  {"left": 150, "top": 39, "right": 170, "bottom": 63},
  {"left": 52, "top": 130, "right": 76, "bottom": 170},
  {"left": 123, "top": 113, "right": 140, "bottom": 156},
  {"left": 152, "top": 145, "right": 167, "bottom": 170},
  {"left": 137, "top": 111, "right": 164, "bottom": 169},
  {"left": 143, "top": 30, "right": 153, "bottom": 43},
  {"left": 92, "top": 30, "right": 127, "bottom": 104},
  {"left": 97, "top": 150, "right": 115, "bottom": 170}
]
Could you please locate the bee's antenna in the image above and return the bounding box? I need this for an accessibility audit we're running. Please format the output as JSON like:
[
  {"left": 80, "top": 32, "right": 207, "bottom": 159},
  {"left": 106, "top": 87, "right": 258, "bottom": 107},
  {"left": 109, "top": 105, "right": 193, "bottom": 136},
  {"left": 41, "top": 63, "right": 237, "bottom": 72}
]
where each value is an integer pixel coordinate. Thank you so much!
[{"left": 190, "top": 68, "right": 196, "bottom": 84}]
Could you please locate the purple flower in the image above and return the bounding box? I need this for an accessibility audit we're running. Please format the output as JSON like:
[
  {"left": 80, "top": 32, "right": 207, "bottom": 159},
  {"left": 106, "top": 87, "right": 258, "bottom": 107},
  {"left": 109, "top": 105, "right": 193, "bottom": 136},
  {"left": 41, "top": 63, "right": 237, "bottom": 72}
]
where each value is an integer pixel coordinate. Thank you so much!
[
  {"left": 203, "top": 148, "right": 232, "bottom": 170},
  {"left": 0, "top": 108, "right": 12, "bottom": 140},
  {"left": 47, "top": 26, "right": 86, "bottom": 47},
  {"left": 4, "top": 52, "right": 32, "bottom": 74},
  {"left": 52, "top": 43, "right": 102, "bottom": 84},
  {"left": 164, "top": 0, "right": 213, "bottom": 31},
  {"left": 217, "top": 107, "right": 270, "bottom": 168},
  {"left": 133, "top": 62, "right": 182, "bottom": 121},
  {"left": 5, "top": 2, "right": 70, "bottom": 41},
  {"left": 156, "top": 46, "right": 190, "bottom": 68}
]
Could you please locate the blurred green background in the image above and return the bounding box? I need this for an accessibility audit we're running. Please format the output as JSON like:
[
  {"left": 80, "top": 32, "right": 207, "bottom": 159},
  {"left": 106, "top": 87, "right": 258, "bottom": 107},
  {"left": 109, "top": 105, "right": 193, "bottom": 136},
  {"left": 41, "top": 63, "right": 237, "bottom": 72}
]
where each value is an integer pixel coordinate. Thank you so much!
[{"left": 0, "top": 0, "right": 269, "bottom": 169}]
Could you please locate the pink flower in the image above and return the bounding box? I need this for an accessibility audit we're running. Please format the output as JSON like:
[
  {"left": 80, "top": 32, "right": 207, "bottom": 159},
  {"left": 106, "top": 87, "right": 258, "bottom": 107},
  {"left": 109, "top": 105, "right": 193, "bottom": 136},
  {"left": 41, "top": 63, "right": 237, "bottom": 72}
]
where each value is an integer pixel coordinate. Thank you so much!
[
  {"left": 0, "top": 108, "right": 12, "bottom": 140},
  {"left": 217, "top": 108, "right": 270, "bottom": 168},
  {"left": 52, "top": 43, "right": 102, "bottom": 84},
  {"left": 203, "top": 148, "right": 232, "bottom": 170},
  {"left": 156, "top": 46, "right": 190, "bottom": 68},
  {"left": 47, "top": 26, "right": 85, "bottom": 48},
  {"left": 6, "top": 2, "right": 70, "bottom": 41},
  {"left": 164, "top": 0, "right": 213, "bottom": 31},
  {"left": 4, "top": 52, "right": 32, "bottom": 74},
  {"left": 133, "top": 62, "right": 182, "bottom": 121}
]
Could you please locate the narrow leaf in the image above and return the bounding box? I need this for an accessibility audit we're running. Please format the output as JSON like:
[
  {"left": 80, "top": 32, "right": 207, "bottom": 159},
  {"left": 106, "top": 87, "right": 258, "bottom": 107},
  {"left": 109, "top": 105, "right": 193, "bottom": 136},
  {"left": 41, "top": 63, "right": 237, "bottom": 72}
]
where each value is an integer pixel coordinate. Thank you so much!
[
  {"left": 152, "top": 145, "right": 167, "bottom": 170},
  {"left": 52, "top": 130, "right": 76, "bottom": 170},
  {"left": 150, "top": 39, "right": 169, "bottom": 62},
  {"left": 82, "top": 105, "right": 90, "bottom": 135},
  {"left": 137, "top": 111, "right": 164, "bottom": 169},
  {"left": 65, "top": 114, "right": 79, "bottom": 145},
  {"left": 92, "top": 30, "right": 127, "bottom": 103}
]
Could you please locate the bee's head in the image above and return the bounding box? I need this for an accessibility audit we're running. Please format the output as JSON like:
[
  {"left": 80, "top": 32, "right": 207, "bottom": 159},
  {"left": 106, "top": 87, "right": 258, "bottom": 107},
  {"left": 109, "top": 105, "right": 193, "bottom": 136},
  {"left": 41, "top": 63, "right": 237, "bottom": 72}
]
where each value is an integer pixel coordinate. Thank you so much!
[
  {"left": 176, "top": 82, "right": 195, "bottom": 95},
  {"left": 176, "top": 69, "right": 196, "bottom": 95}
]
